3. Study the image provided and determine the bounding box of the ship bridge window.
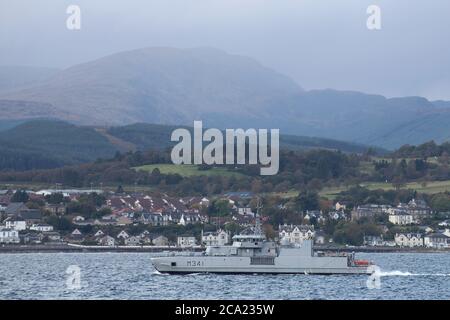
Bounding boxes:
[171,262,176,267]
[250,257,275,265]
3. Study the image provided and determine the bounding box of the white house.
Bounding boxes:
[438,220,450,227]
[0,228,20,243]
[177,236,196,247]
[394,233,423,247]
[237,207,253,216]
[94,230,105,238]
[4,218,26,231]
[279,224,315,245]
[117,230,130,239]
[125,236,141,246]
[335,202,347,211]
[71,229,82,236]
[29,224,54,232]
[388,210,414,225]
[152,235,169,246]
[424,232,450,249]
[202,229,229,246]
[98,235,116,247]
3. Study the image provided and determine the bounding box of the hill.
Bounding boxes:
[0,47,449,149]
[0,120,383,171]
[0,120,117,170]
[0,66,58,94]
[1,48,450,149]
[107,122,384,153]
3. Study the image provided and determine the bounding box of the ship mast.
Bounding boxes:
[254,198,263,236]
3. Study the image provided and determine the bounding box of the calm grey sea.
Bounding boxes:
[0,252,449,300]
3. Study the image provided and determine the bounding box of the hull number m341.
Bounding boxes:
[187,260,204,267]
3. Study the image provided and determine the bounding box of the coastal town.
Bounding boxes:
[1,187,449,251]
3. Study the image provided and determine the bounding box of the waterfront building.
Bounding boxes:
[279,224,315,245]
[0,228,20,244]
[202,229,229,246]
[394,233,423,247]
[177,236,196,247]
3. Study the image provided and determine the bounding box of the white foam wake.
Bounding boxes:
[379,270,450,277]
[151,270,168,276]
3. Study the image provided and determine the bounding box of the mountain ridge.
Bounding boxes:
[0,47,449,149]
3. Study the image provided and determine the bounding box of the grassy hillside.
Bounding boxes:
[0,120,386,171]
[320,180,450,200]
[134,164,244,177]
[107,122,384,154]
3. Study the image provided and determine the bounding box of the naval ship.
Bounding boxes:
[151,212,373,275]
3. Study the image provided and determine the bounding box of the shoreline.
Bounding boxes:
[0,244,448,254]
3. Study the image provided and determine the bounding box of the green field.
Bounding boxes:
[320,180,450,199]
[134,164,244,177]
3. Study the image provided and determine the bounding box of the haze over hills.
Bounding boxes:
[0,66,59,94]
[0,47,449,149]
[0,120,383,171]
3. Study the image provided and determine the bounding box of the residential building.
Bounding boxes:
[21,232,43,244]
[44,203,67,215]
[237,207,253,216]
[329,211,347,221]
[334,202,347,211]
[424,233,450,249]
[177,236,196,247]
[140,212,169,226]
[179,213,202,226]
[388,210,415,225]
[4,217,26,231]
[0,228,20,243]
[351,204,391,221]
[29,224,54,232]
[43,231,61,242]
[117,230,130,239]
[94,230,105,238]
[98,235,116,247]
[279,224,315,245]
[363,235,384,246]
[18,209,42,226]
[314,231,326,245]
[394,233,423,247]
[125,236,141,246]
[152,235,169,246]
[202,229,229,246]
[405,199,432,218]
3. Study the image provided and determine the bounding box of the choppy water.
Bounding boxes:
[0,252,449,300]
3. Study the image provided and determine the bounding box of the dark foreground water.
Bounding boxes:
[0,252,449,300]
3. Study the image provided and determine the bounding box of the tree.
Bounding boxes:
[296,190,319,212]
[430,193,450,213]
[11,190,29,203]
[45,193,66,204]
[392,177,406,191]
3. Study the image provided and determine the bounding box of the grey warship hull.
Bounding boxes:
[151,244,371,275]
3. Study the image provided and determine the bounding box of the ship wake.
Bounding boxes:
[379,270,450,277]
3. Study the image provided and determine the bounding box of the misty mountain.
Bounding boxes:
[0,47,449,149]
[0,66,59,94]
[0,47,301,126]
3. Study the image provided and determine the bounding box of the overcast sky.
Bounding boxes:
[1,0,450,100]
